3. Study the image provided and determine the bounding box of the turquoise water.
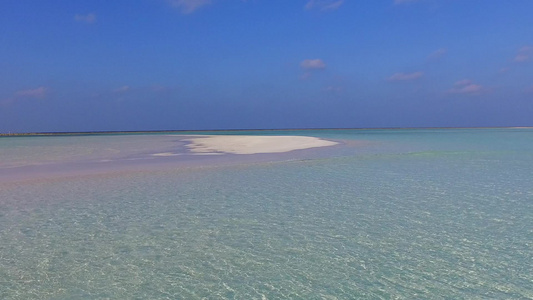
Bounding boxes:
[0,129,532,299]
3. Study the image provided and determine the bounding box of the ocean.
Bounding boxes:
[0,128,532,299]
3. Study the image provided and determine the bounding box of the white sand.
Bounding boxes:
[151,152,181,157]
[184,135,338,154]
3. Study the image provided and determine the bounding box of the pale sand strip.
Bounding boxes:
[151,152,181,157]
[184,135,338,154]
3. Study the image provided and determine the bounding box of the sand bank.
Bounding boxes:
[0,135,340,183]
[183,135,338,154]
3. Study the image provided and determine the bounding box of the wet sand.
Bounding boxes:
[0,134,339,184]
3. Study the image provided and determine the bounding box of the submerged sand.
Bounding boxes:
[183,135,338,154]
[0,134,340,183]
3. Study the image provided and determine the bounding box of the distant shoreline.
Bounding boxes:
[1,126,532,137]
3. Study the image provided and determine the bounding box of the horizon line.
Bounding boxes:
[1,126,532,137]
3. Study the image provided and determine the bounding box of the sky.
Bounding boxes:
[1,0,532,133]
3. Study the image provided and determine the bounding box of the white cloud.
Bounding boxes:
[525,85,533,94]
[514,46,533,62]
[499,67,510,73]
[167,0,212,14]
[305,0,344,11]
[113,86,131,93]
[300,59,326,79]
[2,86,49,105]
[428,48,447,60]
[453,84,483,94]
[388,71,424,81]
[448,79,484,95]
[514,54,529,62]
[453,79,472,87]
[74,13,96,24]
[300,59,326,70]
[15,86,49,98]
[300,72,312,80]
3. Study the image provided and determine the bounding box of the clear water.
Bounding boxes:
[0,129,532,299]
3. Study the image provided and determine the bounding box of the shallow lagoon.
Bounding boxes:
[1,129,532,299]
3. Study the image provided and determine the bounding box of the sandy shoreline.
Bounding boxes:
[0,134,340,184]
[182,135,338,154]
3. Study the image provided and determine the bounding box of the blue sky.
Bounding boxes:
[1,0,532,132]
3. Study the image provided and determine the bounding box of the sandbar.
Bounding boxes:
[183,135,338,154]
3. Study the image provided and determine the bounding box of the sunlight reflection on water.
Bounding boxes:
[0,129,532,299]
